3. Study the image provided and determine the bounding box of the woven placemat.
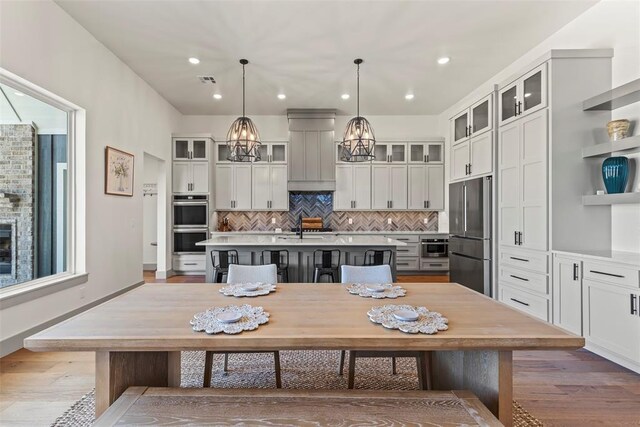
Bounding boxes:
[52,350,544,426]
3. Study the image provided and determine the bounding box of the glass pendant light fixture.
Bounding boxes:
[340,58,375,162]
[226,59,261,162]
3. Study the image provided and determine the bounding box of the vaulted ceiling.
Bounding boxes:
[56,0,598,115]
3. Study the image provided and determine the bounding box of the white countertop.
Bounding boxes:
[209,230,447,236]
[197,234,408,247]
[553,249,640,268]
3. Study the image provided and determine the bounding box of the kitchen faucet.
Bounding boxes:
[297,214,303,239]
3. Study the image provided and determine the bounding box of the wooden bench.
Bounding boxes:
[94,387,502,426]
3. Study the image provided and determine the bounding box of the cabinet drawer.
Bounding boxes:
[500,266,549,295]
[396,244,420,257]
[583,261,640,288]
[500,246,548,274]
[173,256,206,272]
[396,257,420,271]
[387,234,420,244]
[420,259,449,271]
[499,284,550,322]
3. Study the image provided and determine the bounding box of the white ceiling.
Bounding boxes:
[0,83,67,133]
[56,0,598,116]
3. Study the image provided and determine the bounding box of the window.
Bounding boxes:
[0,70,84,293]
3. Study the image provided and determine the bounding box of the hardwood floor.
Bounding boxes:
[1,272,638,426]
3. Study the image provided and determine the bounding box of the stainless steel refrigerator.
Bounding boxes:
[449,176,492,296]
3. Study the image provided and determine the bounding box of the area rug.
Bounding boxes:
[52,350,544,426]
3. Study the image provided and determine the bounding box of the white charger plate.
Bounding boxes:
[216,311,243,323]
[393,309,419,322]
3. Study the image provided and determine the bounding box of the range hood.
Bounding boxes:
[287,109,336,192]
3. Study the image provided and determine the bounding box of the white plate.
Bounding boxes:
[393,309,419,322]
[366,284,386,293]
[241,283,261,292]
[216,311,243,323]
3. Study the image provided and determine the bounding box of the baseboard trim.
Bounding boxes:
[0,280,145,358]
[155,269,175,280]
[143,263,157,271]
[585,341,640,374]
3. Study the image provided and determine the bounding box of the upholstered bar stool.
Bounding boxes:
[261,249,289,283]
[339,264,431,390]
[203,264,282,388]
[210,250,239,283]
[312,249,341,283]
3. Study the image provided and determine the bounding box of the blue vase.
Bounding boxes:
[602,156,629,194]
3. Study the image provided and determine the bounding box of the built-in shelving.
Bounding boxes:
[583,78,640,111]
[582,134,640,158]
[582,192,640,206]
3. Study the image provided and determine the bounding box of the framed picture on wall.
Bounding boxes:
[105,146,134,196]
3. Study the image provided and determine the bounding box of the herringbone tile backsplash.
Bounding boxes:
[214,192,438,232]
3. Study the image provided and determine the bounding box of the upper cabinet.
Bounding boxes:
[498,64,547,126]
[173,137,210,161]
[373,143,406,163]
[256,142,288,164]
[408,142,443,164]
[450,93,495,182]
[451,94,493,146]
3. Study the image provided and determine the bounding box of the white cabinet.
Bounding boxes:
[450,133,493,181]
[215,164,252,210]
[583,278,640,363]
[498,64,547,126]
[553,255,583,335]
[372,165,407,210]
[408,165,444,210]
[173,137,209,161]
[252,164,288,210]
[373,143,406,164]
[257,142,288,164]
[498,109,548,250]
[172,161,208,194]
[334,164,371,210]
[408,142,443,164]
[451,94,493,146]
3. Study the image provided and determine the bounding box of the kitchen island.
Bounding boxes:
[197,234,407,282]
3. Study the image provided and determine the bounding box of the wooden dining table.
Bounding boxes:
[24,282,584,426]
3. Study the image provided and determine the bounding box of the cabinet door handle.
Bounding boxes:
[589,270,624,279]
[510,256,529,262]
[514,231,518,245]
[424,155,427,163]
[430,263,443,267]
[518,232,523,246]
[510,274,529,282]
[423,200,426,209]
[631,294,638,316]
[468,125,472,135]
[573,263,579,281]
[510,297,530,307]
[390,200,393,209]
[468,163,472,174]
[426,200,430,208]
[184,262,197,266]
[426,154,429,162]
[464,126,468,137]
[353,200,356,209]
[518,101,523,115]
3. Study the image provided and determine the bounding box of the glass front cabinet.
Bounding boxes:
[173,137,209,161]
[498,63,547,125]
[450,93,493,146]
[408,142,444,164]
[373,143,406,163]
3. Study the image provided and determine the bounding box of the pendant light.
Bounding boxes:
[226,59,261,162]
[340,58,375,162]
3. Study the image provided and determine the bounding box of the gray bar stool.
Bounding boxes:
[210,250,238,283]
[261,250,290,283]
[312,249,341,283]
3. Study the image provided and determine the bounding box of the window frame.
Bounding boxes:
[0,68,87,305]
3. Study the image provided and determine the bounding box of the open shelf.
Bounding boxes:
[582,134,640,158]
[583,78,640,111]
[583,192,640,206]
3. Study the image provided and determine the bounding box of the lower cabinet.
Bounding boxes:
[499,283,550,321]
[583,278,640,363]
[552,255,583,335]
[173,254,206,274]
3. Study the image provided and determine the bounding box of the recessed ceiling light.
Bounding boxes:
[14,92,24,97]
[405,94,415,100]
[277,93,286,100]
[341,93,350,100]
[437,57,450,65]
[188,57,200,65]
[213,93,222,100]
